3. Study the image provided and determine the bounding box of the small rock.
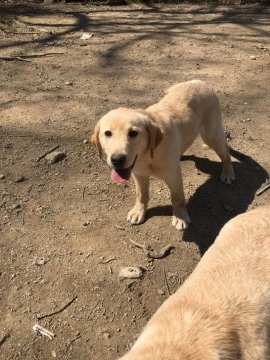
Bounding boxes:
[12,203,21,209]
[0,174,5,180]
[157,288,165,295]
[45,151,66,164]
[15,175,26,183]
[250,55,256,60]
[35,206,44,212]
[103,332,111,339]
[255,44,268,51]
[51,350,56,358]
[119,267,143,279]
[80,33,94,40]
[65,81,73,86]
[83,139,88,144]
[255,44,267,50]
[34,257,50,266]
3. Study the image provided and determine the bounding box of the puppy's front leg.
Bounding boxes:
[127,174,149,225]
[163,167,191,230]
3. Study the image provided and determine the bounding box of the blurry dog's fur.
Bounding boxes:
[119,205,270,360]
[91,80,235,229]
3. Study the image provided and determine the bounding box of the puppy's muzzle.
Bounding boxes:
[110,154,127,169]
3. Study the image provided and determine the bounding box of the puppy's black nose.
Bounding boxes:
[111,154,126,169]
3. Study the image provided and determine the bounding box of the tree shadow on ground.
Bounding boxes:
[0,2,269,53]
[144,148,269,255]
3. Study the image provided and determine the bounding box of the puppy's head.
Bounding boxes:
[91,108,163,183]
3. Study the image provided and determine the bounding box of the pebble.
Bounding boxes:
[80,33,93,40]
[250,55,256,60]
[12,203,21,209]
[45,151,66,164]
[34,257,50,266]
[157,288,165,295]
[0,174,5,180]
[15,175,26,183]
[119,267,143,279]
[103,332,111,339]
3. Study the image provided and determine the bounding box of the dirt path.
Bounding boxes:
[0,2,269,359]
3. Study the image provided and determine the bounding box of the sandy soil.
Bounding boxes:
[0,2,269,359]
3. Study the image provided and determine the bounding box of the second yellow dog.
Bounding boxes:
[119,205,270,359]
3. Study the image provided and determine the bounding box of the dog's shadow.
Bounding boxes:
[145,149,269,255]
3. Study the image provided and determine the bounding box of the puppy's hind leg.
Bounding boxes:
[200,113,235,184]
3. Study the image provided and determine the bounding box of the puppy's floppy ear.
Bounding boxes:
[143,113,163,158]
[91,123,102,158]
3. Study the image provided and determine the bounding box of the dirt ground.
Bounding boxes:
[0,1,269,359]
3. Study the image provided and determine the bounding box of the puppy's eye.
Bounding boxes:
[104,130,112,137]
[128,130,138,138]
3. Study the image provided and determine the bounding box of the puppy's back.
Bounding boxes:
[156,79,220,122]
[163,79,215,103]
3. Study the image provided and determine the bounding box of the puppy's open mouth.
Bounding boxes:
[110,156,137,184]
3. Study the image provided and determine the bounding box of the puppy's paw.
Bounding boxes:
[220,168,235,184]
[127,205,146,225]
[172,211,191,230]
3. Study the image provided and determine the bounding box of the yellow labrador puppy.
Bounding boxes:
[91,80,235,230]
[119,205,270,360]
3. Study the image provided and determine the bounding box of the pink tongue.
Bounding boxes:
[111,168,131,184]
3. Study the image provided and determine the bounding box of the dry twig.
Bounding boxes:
[147,244,174,259]
[12,19,51,34]
[66,334,81,351]
[101,257,116,264]
[0,56,31,62]
[129,239,174,260]
[33,324,55,340]
[129,238,147,250]
[163,269,171,296]
[0,331,11,346]
[36,145,59,162]
[82,187,87,201]
[0,53,64,62]
[256,182,270,196]
[37,295,77,320]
